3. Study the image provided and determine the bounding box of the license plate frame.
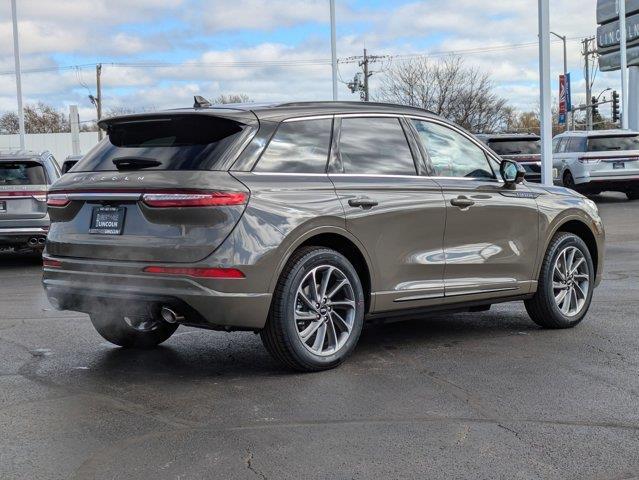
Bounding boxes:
[89,206,126,235]
[612,161,626,170]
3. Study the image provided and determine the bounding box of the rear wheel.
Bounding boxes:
[626,190,639,201]
[525,232,594,329]
[90,311,178,349]
[261,247,365,372]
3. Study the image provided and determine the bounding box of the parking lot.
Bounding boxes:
[0,193,637,479]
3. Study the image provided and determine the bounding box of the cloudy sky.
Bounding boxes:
[0,0,619,123]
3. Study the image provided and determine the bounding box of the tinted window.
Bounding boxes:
[338,117,416,175]
[587,135,639,152]
[0,162,46,185]
[412,120,494,179]
[488,139,540,155]
[255,119,332,173]
[75,115,247,172]
[567,137,585,153]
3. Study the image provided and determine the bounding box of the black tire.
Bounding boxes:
[563,171,576,191]
[626,190,639,201]
[261,247,365,372]
[525,232,595,329]
[90,312,178,349]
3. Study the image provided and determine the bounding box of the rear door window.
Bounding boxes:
[74,115,247,172]
[254,118,333,173]
[338,117,416,175]
[0,162,47,185]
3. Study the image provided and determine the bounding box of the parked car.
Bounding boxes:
[476,133,542,182]
[43,100,605,371]
[553,129,639,199]
[0,150,60,254]
[61,154,83,174]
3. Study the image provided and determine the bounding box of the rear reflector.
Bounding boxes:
[0,190,47,202]
[578,157,601,164]
[142,191,247,208]
[43,259,62,268]
[143,266,245,279]
[47,193,70,207]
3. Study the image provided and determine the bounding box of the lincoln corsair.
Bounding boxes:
[43,100,605,371]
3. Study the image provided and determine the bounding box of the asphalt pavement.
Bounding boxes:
[1,193,638,480]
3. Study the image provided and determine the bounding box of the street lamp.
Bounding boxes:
[551,31,569,131]
[596,87,612,104]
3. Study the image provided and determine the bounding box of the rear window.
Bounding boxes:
[0,162,47,185]
[74,115,247,172]
[587,135,639,152]
[488,139,540,155]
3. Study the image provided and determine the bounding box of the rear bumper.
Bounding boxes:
[574,174,639,192]
[42,260,272,330]
[0,225,49,246]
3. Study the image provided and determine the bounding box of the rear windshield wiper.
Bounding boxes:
[112,157,162,171]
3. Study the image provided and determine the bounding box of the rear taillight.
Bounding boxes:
[141,191,247,208]
[0,190,47,202]
[143,266,245,279]
[43,259,62,268]
[578,157,601,164]
[46,193,70,207]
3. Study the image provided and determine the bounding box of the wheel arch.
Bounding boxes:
[269,227,375,313]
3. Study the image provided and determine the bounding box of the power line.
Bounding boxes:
[0,36,590,77]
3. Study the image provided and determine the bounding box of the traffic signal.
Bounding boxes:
[592,96,599,118]
[612,90,620,123]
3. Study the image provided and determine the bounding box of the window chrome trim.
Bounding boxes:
[282,115,335,122]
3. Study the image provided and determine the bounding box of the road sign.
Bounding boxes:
[597,0,639,72]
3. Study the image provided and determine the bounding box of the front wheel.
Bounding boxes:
[90,311,178,349]
[261,247,365,372]
[525,232,594,329]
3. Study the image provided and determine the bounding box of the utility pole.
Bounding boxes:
[582,37,596,131]
[345,50,387,101]
[95,64,103,140]
[10,0,25,150]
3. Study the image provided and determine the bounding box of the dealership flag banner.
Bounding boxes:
[559,73,571,124]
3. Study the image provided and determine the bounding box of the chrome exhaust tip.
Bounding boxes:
[28,238,38,247]
[160,306,184,324]
[38,237,46,245]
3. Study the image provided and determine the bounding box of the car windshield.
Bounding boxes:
[0,161,46,185]
[74,115,247,172]
[488,139,540,155]
[587,135,639,152]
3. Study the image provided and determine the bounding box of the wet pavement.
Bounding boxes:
[1,193,638,479]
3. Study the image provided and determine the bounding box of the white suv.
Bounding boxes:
[553,130,639,200]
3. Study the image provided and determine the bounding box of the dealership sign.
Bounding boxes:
[597,0,639,71]
[558,73,572,125]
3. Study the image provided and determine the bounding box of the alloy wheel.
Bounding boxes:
[552,246,590,317]
[294,265,356,356]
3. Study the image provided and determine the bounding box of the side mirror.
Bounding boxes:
[500,160,525,187]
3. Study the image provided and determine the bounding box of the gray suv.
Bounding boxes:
[43,101,605,371]
[0,150,60,254]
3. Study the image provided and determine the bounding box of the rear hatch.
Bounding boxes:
[581,134,639,178]
[0,160,48,223]
[46,112,255,263]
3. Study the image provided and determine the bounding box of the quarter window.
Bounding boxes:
[411,120,495,179]
[255,118,333,173]
[338,117,416,175]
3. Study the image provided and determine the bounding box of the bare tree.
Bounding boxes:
[0,103,69,134]
[375,56,509,133]
[213,94,251,104]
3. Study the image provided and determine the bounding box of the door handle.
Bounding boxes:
[348,197,378,209]
[450,196,475,209]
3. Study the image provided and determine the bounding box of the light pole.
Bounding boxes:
[619,0,629,129]
[539,0,553,187]
[10,0,25,150]
[551,31,569,131]
[329,0,338,101]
